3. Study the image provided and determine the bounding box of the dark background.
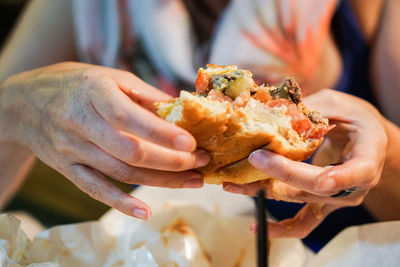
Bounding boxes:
[0,0,26,47]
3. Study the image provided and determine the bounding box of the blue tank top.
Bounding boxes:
[267,0,376,252]
[332,0,377,105]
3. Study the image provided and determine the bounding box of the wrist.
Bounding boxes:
[363,116,400,220]
[381,117,400,172]
[0,76,28,147]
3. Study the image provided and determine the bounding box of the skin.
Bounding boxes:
[0,0,76,207]
[1,0,399,238]
[223,0,400,238]
[0,0,210,219]
[224,89,389,238]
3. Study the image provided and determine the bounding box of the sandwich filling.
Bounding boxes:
[156,64,332,158]
[193,64,331,141]
[155,64,333,183]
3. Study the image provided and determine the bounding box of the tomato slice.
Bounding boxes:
[308,124,335,139]
[287,104,313,135]
[253,90,273,103]
[267,99,314,136]
[195,70,210,95]
[266,98,291,108]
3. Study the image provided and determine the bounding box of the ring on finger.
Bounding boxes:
[330,186,357,198]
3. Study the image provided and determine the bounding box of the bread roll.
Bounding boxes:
[155,65,331,184]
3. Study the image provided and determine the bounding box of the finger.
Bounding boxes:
[77,142,204,188]
[314,123,384,192]
[313,114,385,192]
[267,203,341,239]
[303,89,384,127]
[65,164,151,220]
[223,179,301,202]
[109,69,172,111]
[302,89,363,121]
[224,179,366,205]
[79,110,209,171]
[89,76,196,152]
[248,150,330,195]
[315,157,381,193]
[249,150,380,196]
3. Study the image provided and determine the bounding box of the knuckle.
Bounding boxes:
[64,111,89,131]
[113,195,129,212]
[285,223,310,239]
[53,134,73,155]
[80,67,103,82]
[270,157,295,184]
[351,196,364,206]
[368,178,379,188]
[280,165,296,185]
[113,166,135,183]
[146,126,164,143]
[355,161,377,187]
[125,139,144,164]
[287,191,310,203]
[170,156,188,171]
[111,108,129,125]
[366,173,378,187]
[60,102,91,132]
[285,188,301,200]
[120,70,136,79]
[163,178,180,188]
[80,68,95,79]
[354,198,364,206]
[360,160,375,173]
[84,182,103,201]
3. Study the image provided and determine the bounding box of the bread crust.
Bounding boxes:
[157,96,323,185]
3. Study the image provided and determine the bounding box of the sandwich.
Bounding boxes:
[154,64,332,184]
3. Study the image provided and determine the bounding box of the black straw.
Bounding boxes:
[256,189,268,267]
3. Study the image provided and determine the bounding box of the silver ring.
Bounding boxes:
[330,187,357,198]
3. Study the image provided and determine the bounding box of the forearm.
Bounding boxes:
[0,143,35,209]
[364,0,400,220]
[0,0,76,206]
[0,76,36,208]
[363,118,400,221]
[371,0,400,126]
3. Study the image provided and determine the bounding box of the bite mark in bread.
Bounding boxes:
[155,65,332,185]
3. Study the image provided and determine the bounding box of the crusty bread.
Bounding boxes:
[155,65,330,184]
[155,91,324,184]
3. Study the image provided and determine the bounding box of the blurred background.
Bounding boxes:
[0,0,130,227]
[0,0,25,44]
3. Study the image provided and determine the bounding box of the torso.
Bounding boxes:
[73,0,385,98]
[183,0,384,96]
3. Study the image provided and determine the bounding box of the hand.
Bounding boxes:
[223,89,387,238]
[0,62,209,219]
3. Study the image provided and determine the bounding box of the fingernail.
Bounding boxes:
[249,150,268,169]
[132,208,149,220]
[316,178,336,191]
[183,178,203,188]
[174,135,194,151]
[195,150,210,167]
[223,184,244,194]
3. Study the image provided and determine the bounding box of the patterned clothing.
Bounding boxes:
[73,0,338,96]
[72,0,377,251]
